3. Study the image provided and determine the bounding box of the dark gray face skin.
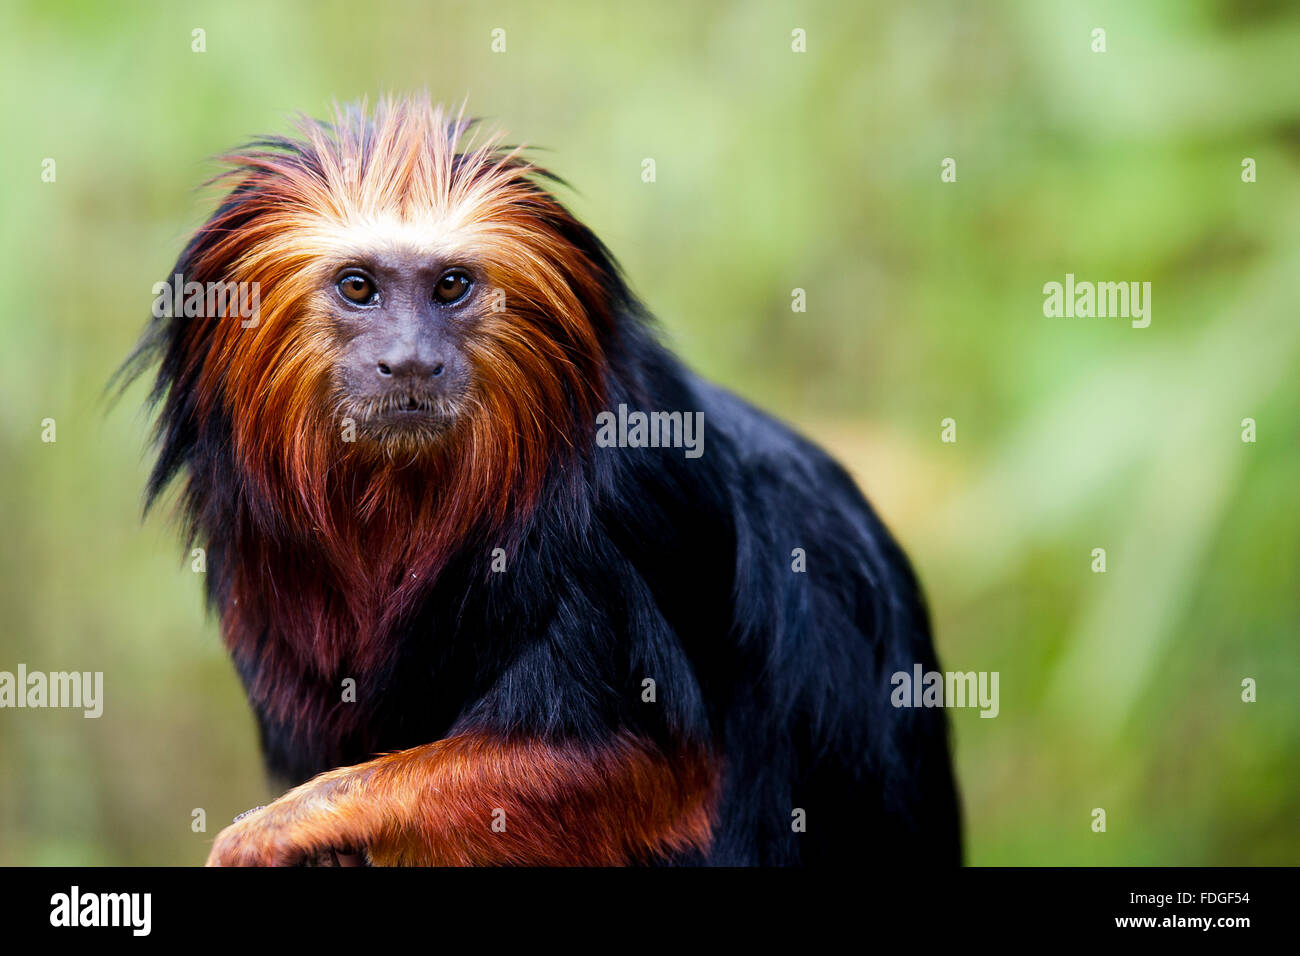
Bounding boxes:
[327,248,479,437]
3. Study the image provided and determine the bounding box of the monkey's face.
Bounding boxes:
[280,192,607,468]
[323,246,478,444]
[161,98,618,530]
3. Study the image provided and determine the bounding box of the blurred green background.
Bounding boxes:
[0,0,1297,865]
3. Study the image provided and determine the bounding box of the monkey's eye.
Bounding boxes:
[434,269,472,304]
[337,272,376,304]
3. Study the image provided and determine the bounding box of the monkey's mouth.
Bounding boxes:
[337,390,464,436]
[393,394,436,414]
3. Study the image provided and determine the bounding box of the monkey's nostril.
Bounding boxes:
[377,362,392,376]
[431,363,444,378]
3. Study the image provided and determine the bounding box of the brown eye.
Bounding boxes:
[434,269,471,304]
[338,273,375,304]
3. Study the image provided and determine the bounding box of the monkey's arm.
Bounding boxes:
[205,730,716,866]
[209,532,719,867]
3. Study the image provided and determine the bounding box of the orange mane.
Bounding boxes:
[135,96,626,729]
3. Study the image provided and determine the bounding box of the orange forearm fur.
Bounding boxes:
[206,731,718,866]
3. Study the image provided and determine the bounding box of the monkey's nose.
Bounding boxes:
[376,358,445,381]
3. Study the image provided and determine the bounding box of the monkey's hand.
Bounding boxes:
[208,770,371,868]
[206,767,373,867]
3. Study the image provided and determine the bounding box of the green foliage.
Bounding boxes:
[0,0,1296,864]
